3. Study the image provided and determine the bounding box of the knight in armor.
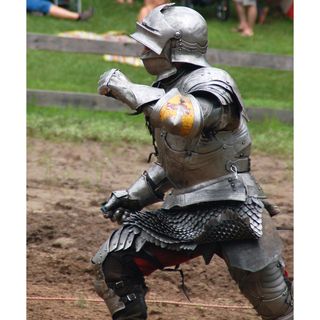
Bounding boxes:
[92,4,293,319]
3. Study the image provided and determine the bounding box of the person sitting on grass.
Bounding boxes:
[27,0,94,21]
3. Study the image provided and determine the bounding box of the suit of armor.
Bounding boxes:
[92,4,293,320]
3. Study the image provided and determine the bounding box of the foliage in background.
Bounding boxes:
[27,50,293,110]
[27,105,293,157]
[27,0,293,55]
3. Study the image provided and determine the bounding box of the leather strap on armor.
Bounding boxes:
[93,264,127,316]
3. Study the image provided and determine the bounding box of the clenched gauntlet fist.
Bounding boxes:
[100,190,141,224]
[98,69,138,110]
[98,68,165,111]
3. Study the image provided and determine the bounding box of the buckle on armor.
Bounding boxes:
[226,158,250,175]
[115,281,125,289]
[230,164,238,179]
[122,293,137,304]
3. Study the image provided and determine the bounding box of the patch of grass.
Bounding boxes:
[27,0,293,55]
[27,105,151,144]
[27,50,293,110]
[217,64,293,110]
[27,105,292,157]
[27,50,154,93]
[248,118,293,157]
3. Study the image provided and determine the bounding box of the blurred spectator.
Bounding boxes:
[257,0,293,24]
[138,0,169,22]
[257,0,270,24]
[233,0,257,37]
[27,0,93,21]
[280,0,293,20]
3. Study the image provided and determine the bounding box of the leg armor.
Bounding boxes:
[96,251,148,320]
[228,260,293,320]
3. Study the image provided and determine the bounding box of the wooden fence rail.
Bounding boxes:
[27,33,293,71]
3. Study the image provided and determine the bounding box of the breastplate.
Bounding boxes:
[155,117,251,189]
[153,67,264,208]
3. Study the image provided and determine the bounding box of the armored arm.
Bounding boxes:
[101,162,172,223]
[164,66,246,135]
[142,86,240,138]
[98,69,165,110]
[140,68,246,137]
[126,162,172,207]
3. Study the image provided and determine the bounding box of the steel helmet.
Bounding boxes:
[130,3,210,68]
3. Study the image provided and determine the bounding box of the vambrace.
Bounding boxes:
[98,69,165,110]
[127,162,172,208]
[146,88,203,137]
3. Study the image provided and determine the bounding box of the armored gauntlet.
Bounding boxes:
[98,69,165,110]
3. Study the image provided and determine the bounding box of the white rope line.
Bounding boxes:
[27,296,253,310]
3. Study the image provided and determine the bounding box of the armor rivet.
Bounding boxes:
[228,178,232,182]
[240,153,244,157]
[231,183,235,187]
[242,141,245,145]
[223,145,226,149]
[175,31,182,39]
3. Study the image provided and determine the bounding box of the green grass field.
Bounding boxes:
[27,105,293,157]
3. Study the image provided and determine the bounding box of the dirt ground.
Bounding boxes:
[27,137,293,320]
